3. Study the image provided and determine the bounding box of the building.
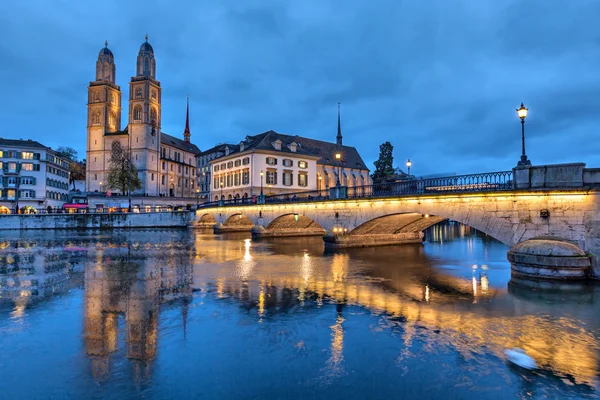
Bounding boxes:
[86,38,200,198]
[0,138,71,213]
[197,143,236,201]
[208,108,370,201]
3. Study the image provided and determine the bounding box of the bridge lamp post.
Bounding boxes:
[220,180,224,200]
[335,152,342,186]
[406,159,412,176]
[260,170,264,196]
[516,103,531,166]
[318,174,322,194]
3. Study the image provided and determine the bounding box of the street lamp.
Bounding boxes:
[516,103,531,166]
[406,159,412,176]
[196,189,200,208]
[318,174,322,194]
[335,152,342,186]
[260,170,264,196]
[99,181,103,193]
[220,180,224,200]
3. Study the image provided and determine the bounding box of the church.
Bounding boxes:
[86,37,200,198]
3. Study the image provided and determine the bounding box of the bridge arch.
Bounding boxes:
[349,213,447,236]
[266,213,325,230]
[224,213,254,228]
[199,213,217,225]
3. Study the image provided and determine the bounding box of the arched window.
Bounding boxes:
[162,175,165,185]
[111,141,122,158]
[144,58,150,73]
[136,87,142,98]
[109,112,116,127]
[93,112,101,124]
[151,90,157,100]
[94,92,100,101]
[134,106,142,121]
[150,108,157,123]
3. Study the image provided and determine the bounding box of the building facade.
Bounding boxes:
[0,138,70,213]
[208,127,370,201]
[197,144,235,201]
[86,38,200,198]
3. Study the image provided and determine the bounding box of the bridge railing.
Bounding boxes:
[197,170,513,208]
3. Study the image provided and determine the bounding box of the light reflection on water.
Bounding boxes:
[0,224,599,399]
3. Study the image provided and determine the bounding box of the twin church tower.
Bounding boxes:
[86,37,199,196]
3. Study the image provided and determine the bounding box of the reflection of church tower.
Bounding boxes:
[128,35,162,195]
[86,42,122,192]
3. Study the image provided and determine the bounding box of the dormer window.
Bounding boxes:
[271,140,282,151]
[239,141,245,152]
[288,142,298,152]
[225,146,230,156]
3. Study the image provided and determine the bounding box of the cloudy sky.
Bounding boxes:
[1,0,599,175]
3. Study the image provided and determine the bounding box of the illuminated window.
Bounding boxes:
[21,163,33,171]
[298,173,308,187]
[298,161,308,169]
[21,152,33,160]
[93,112,101,124]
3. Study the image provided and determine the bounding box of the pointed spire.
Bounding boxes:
[105,40,108,47]
[145,34,149,42]
[336,102,343,146]
[183,96,191,142]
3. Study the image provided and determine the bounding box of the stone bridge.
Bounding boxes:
[194,164,600,277]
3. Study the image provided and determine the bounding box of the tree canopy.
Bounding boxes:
[55,146,78,161]
[371,141,395,183]
[106,142,141,195]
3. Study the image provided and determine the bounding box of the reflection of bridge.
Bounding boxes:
[193,242,600,388]
[196,163,600,277]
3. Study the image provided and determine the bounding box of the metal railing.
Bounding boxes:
[198,170,514,208]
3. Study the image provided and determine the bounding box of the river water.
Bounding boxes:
[1,223,599,399]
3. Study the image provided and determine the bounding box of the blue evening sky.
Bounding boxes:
[1,0,599,175]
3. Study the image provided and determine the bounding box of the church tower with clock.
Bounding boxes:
[86,42,123,193]
[85,37,201,200]
[127,35,162,196]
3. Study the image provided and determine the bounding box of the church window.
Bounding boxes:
[151,173,154,181]
[144,58,150,73]
[150,108,157,123]
[136,88,142,98]
[94,157,96,162]
[95,140,97,145]
[94,174,97,180]
[94,92,100,101]
[135,154,138,160]
[93,112,101,125]
[111,93,116,104]
[136,137,139,143]
[151,90,157,100]
[134,106,142,121]
[109,112,116,127]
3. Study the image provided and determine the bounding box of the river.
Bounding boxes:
[1,223,599,399]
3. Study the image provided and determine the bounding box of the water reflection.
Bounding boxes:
[0,226,599,398]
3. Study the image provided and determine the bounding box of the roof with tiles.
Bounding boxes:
[0,138,50,150]
[160,132,201,155]
[222,130,369,170]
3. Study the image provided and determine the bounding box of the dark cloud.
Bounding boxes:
[1,0,599,175]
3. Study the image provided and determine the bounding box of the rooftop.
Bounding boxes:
[0,138,51,150]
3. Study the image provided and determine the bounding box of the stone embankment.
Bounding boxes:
[0,212,191,230]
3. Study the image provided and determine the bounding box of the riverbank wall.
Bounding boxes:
[0,212,192,230]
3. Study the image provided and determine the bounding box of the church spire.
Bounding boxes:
[183,96,191,142]
[336,102,343,146]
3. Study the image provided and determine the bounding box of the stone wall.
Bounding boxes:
[0,212,191,230]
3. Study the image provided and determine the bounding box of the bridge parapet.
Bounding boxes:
[514,163,600,189]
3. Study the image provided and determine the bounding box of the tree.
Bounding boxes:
[69,161,86,190]
[55,146,78,161]
[106,142,141,195]
[372,141,395,183]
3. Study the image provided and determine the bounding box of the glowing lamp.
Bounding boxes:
[516,103,528,120]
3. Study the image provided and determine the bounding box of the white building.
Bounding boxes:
[209,129,371,201]
[0,138,70,213]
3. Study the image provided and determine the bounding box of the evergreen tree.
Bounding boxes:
[372,141,395,183]
[107,142,141,195]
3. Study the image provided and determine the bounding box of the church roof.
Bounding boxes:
[161,132,201,155]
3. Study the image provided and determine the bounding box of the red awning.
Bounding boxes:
[63,204,88,209]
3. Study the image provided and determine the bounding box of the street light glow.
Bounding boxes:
[517,103,528,120]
